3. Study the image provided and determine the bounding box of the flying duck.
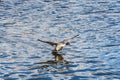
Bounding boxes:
[37,34,79,51]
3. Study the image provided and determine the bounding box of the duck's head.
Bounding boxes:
[66,42,70,45]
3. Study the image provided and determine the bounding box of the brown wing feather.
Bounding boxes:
[37,39,58,46]
[61,34,79,43]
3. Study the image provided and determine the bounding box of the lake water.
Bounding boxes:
[0,0,120,80]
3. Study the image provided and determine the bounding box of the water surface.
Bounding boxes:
[0,0,120,80]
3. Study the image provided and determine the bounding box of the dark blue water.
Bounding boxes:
[0,0,120,80]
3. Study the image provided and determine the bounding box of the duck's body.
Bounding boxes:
[37,34,79,51]
[55,43,65,51]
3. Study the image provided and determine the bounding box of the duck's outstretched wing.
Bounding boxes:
[37,39,58,46]
[61,34,79,43]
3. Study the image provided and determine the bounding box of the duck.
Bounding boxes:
[37,34,79,51]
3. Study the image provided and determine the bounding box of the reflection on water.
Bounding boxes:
[0,0,120,80]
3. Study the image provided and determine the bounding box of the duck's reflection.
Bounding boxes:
[51,50,64,61]
[33,51,70,73]
[39,50,69,65]
[29,51,73,74]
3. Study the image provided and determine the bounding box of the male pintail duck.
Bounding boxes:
[37,34,79,51]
